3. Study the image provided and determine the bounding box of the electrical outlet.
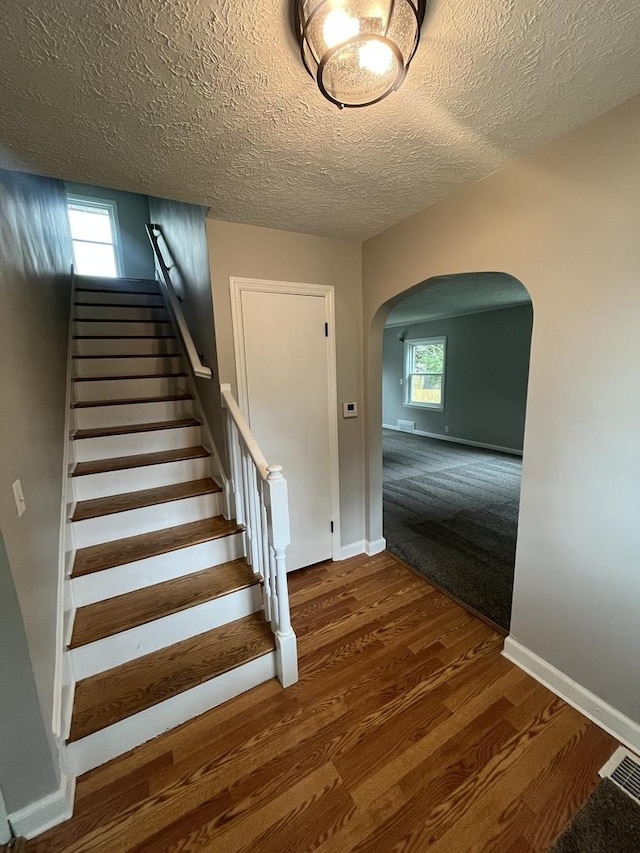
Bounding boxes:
[12,479,26,517]
[444,425,450,434]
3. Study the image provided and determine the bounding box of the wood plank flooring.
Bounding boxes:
[30,552,616,852]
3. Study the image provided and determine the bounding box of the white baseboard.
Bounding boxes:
[337,538,388,560]
[338,541,365,560]
[365,538,386,556]
[9,771,75,840]
[503,637,640,753]
[382,424,522,456]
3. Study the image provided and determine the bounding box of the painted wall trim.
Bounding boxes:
[503,637,640,753]
[53,267,76,738]
[365,538,386,556]
[337,541,365,560]
[8,770,74,840]
[338,538,388,559]
[382,423,523,456]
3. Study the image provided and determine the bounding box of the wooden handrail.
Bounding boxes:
[145,224,213,380]
[220,384,269,480]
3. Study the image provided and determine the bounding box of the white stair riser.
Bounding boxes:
[72,532,244,605]
[75,290,164,307]
[72,491,222,548]
[74,304,169,321]
[73,376,187,402]
[73,356,184,377]
[73,399,194,429]
[70,585,262,680]
[74,320,173,337]
[73,425,202,462]
[75,278,160,294]
[66,653,276,776]
[74,338,178,356]
[73,457,210,500]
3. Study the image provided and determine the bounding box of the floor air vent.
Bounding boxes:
[397,420,415,433]
[600,747,640,805]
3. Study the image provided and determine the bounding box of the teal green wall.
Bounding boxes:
[383,304,533,451]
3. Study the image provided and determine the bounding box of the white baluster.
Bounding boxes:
[228,419,245,526]
[241,449,254,567]
[266,465,298,687]
[247,463,262,577]
[258,478,272,622]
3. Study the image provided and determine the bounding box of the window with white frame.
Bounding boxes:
[67,196,121,277]
[404,336,447,410]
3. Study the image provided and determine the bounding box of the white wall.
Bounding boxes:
[206,220,365,550]
[362,95,640,731]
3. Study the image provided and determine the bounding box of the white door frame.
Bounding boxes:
[229,276,341,561]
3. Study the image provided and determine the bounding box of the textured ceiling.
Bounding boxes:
[385,272,531,325]
[1,0,640,240]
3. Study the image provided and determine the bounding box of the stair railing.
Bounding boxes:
[220,383,298,687]
[145,223,213,380]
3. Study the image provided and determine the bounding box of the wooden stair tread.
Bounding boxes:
[72,418,201,440]
[75,287,160,296]
[72,478,221,521]
[72,516,242,576]
[72,393,193,408]
[74,317,171,324]
[69,614,274,742]
[72,354,182,359]
[71,445,209,477]
[73,335,177,340]
[72,372,187,382]
[74,302,164,308]
[70,559,257,648]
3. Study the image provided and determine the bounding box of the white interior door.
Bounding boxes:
[234,284,336,571]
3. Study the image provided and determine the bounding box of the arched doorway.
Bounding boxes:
[377,272,533,631]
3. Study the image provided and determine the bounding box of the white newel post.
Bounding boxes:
[266,465,298,687]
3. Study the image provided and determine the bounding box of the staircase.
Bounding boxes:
[64,274,286,777]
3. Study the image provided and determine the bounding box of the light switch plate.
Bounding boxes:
[343,401,358,418]
[12,479,26,517]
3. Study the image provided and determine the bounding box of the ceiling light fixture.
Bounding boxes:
[293,0,426,109]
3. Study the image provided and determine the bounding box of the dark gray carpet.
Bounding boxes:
[383,430,522,630]
[550,778,640,852]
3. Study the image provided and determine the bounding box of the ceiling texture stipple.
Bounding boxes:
[1,0,640,240]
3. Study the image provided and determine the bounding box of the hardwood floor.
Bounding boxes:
[29,552,615,852]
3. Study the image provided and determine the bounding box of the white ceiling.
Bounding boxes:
[385,272,531,325]
[1,0,640,240]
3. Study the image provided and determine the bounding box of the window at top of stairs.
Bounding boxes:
[67,195,121,277]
